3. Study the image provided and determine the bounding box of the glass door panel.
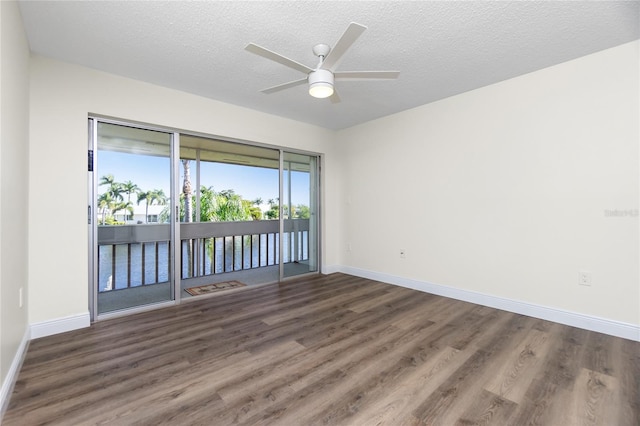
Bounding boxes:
[94,122,174,315]
[178,135,281,293]
[282,152,319,278]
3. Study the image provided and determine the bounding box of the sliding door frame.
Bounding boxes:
[88,118,97,320]
[279,150,321,281]
[89,116,180,321]
[171,132,182,306]
[88,115,322,321]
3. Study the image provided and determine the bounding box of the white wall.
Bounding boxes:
[337,41,639,328]
[0,0,30,410]
[28,56,340,324]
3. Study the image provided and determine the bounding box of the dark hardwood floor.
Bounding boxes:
[4,273,639,425]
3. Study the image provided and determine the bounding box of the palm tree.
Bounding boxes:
[99,174,123,199]
[182,160,193,223]
[199,185,216,222]
[98,175,124,224]
[214,189,251,222]
[112,201,134,222]
[97,192,115,225]
[249,198,263,220]
[121,180,140,203]
[99,174,116,187]
[137,189,167,223]
[197,187,252,222]
[181,160,194,273]
[265,198,280,219]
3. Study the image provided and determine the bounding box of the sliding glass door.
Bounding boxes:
[282,152,319,278]
[90,120,176,316]
[89,118,320,319]
[178,135,282,291]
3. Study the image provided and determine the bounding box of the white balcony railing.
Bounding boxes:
[97,219,309,292]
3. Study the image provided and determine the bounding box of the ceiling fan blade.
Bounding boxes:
[245,43,313,74]
[329,90,341,104]
[321,22,367,71]
[261,78,307,94]
[335,71,400,80]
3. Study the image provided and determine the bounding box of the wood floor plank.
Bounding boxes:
[568,368,619,426]
[510,325,591,425]
[281,322,443,425]
[615,338,640,426]
[411,348,496,424]
[3,273,638,426]
[345,345,473,425]
[483,328,553,404]
[345,286,415,313]
[454,389,518,426]
[218,303,440,412]
[314,312,522,425]
[98,340,306,426]
[436,316,542,425]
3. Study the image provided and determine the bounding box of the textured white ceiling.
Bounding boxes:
[18,1,639,130]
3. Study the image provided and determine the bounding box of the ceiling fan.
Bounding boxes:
[245,22,400,103]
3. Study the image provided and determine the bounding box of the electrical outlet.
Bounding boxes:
[400,249,406,259]
[578,271,592,286]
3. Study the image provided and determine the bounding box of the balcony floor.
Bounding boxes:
[97,262,313,315]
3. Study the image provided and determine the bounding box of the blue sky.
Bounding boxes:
[97,150,310,207]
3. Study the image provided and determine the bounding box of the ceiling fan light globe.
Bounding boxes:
[309,82,334,98]
[308,69,334,99]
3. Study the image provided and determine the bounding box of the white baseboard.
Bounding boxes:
[339,266,640,342]
[30,312,90,339]
[0,327,30,419]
